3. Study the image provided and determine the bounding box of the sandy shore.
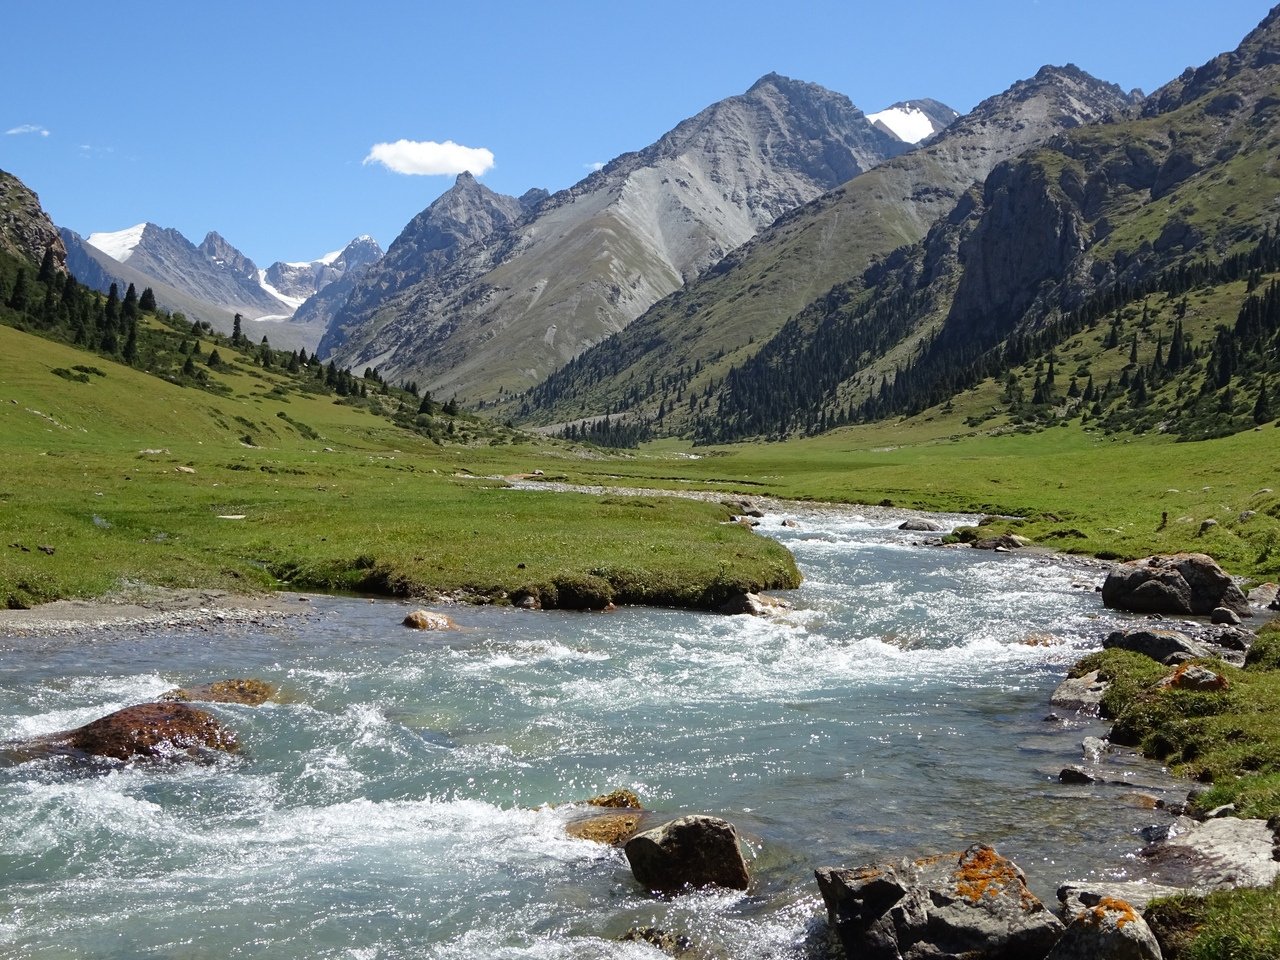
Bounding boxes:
[0,585,315,636]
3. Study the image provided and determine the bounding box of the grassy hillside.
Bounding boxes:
[0,318,799,610]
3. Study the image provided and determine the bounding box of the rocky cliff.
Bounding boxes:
[0,169,66,271]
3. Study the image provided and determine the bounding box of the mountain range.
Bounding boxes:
[320,73,934,400]
[61,222,381,351]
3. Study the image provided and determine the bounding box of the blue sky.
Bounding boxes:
[3,1,1274,265]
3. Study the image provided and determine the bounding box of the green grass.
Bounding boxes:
[1146,881,1280,960]
[0,324,798,610]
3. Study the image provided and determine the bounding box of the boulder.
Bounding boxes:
[1103,628,1215,664]
[1247,582,1278,607]
[816,844,1064,960]
[21,702,237,762]
[1051,670,1108,714]
[624,815,750,893]
[1214,626,1255,652]
[586,789,641,808]
[1157,663,1228,692]
[899,518,945,532]
[1209,606,1241,626]
[1046,896,1162,960]
[402,609,456,630]
[972,534,1033,550]
[1060,766,1098,784]
[718,592,791,616]
[619,928,694,957]
[161,678,276,705]
[1142,816,1280,890]
[1101,553,1248,615]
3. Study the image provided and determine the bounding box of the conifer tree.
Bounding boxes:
[7,269,28,311]
[1255,381,1272,424]
[138,287,157,312]
[232,313,244,346]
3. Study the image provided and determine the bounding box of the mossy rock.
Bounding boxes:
[161,678,276,705]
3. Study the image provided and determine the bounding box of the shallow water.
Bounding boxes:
[0,504,1179,958]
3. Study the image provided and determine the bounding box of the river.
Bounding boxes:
[0,501,1179,958]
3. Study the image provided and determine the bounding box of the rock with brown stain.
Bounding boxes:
[19,702,237,763]
[1046,895,1161,960]
[403,610,456,630]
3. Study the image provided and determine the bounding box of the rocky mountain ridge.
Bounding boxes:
[322,74,928,400]
[514,64,1140,430]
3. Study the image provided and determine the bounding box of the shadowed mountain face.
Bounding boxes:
[516,65,1140,431]
[695,5,1280,442]
[320,74,920,400]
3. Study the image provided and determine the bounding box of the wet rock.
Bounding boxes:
[1060,766,1098,785]
[161,678,276,705]
[718,592,791,616]
[619,927,694,957]
[1247,582,1278,607]
[19,702,237,762]
[898,518,944,532]
[586,789,641,808]
[816,844,1064,960]
[1103,628,1214,664]
[1209,606,1241,626]
[402,609,457,630]
[624,815,750,893]
[972,533,1033,550]
[1057,880,1186,915]
[1215,626,1255,652]
[1142,816,1280,890]
[1101,553,1249,616]
[1046,895,1162,960]
[1051,670,1108,714]
[1082,736,1110,761]
[567,811,645,846]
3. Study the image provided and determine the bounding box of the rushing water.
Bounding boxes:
[0,502,1180,959]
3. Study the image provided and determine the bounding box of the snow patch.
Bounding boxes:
[256,269,306,311]
[86,223,148,263]
[867,105,936,144]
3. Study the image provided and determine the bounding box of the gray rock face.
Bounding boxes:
[1103,628,1215,664]
[1046,896,1162,960]
[1101,554,1249,616]
[1142,816,1280,890]
[816,844,1064,960]
[0,168,66,270]
[274,236,384,341]
[623,815,750,893]
[1051,670,1109,713]
[1057,880,1185,915]
[324,74,913,399]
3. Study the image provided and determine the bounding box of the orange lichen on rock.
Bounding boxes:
[586,789,641,809]
[951,846,1038,909]
[1088,896,1139,929]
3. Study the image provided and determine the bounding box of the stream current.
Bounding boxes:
[0,501,1179,958]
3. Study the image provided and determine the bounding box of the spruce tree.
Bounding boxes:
[7,269,28,311]
[232,313,244,346]
[138,287,157,312]
[1255,381,1272,424]
[36,248,57,283]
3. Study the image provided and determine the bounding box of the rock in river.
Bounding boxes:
[1101,553,1249,615]
[161,678,276,705]
[1045,895,1161,960]
[16,702,238,763]
[816,844,1063,960]
[1103,628,1214,664]
[624,815,750,893]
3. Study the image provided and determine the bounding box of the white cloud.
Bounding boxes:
[584,161,605,172]
[363,139,495,176]
[6,124,49,137]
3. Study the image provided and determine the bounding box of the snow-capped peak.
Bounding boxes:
[866,104,937,144]
[86,223,148,263]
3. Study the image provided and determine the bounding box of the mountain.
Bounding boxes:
[0,169,65,270]
[867,99,959,143]
[262,235,383,307]
[515,65,1138,431]
[322,74,920,400]
[85,223,290,320]
[700,4,1280,444]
